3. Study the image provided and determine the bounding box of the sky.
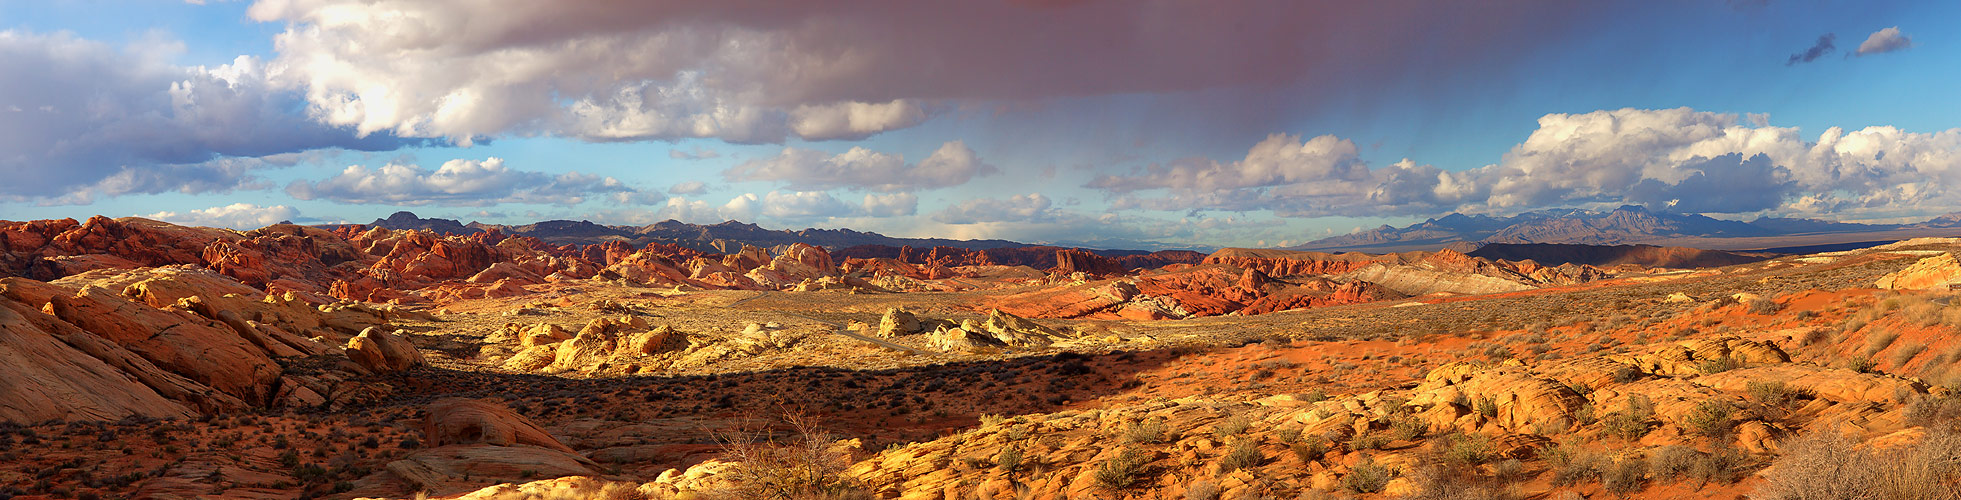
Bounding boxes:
[0,0,1955,249]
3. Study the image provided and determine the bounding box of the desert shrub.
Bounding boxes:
[1601,396,1656,441]
[1440,433,1492,466]
[1298,390,1330,404]
[1648,445,1697,481]
[713,414,865,499]
[1092,448,1150,490]
[1905,394,1961,432]
[1748,381,1805,408]
[1212,415,1252,438]
[1391,415,1428,441]
[1682,400,1737,438]
[1690,444,1746,486]
[1275,427,1303,443]
[1894,343,1930,367]
[1184,480,1221,500]
[1343,459,1393,494]
[1292,440,1328,463]
[1347,430,1389,451]
[1864,328,1902,357]
[1696,356,1743,374]
[1125,417,1172,444]
[1473,396,1499,419]
[994,446,1024,474]
[1747,298,1784,315]
[1403,463,1512,500]
[1799,328,1831,346]
[1753,430,1961,500]
[1602,458,1648,494]
[1545,441,1603,487]
[1846,357,1878,373]
[1904,300,1945,327]
[1216,439,1263,475]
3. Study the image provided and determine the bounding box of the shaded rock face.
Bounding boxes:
[423,398,574,452]
[391,398,602,496]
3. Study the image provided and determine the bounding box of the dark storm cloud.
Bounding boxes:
[1786,33,1836,65]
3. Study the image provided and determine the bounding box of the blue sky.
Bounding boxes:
[1,0,1955,249]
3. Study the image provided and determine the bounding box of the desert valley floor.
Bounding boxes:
[6,217,1961,499]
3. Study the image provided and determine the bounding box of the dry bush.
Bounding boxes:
[1863,327,1902,357]
[1216,439,1263,475]
[1894,343,1929,367]
[476,481,649,500]
[1093,448,1150,490]
[1402,462,1515,500]
[1125,417,1172,444]
[1212,415,1252,438]
[1905,394,1961,432]
[1601,396,1656,441]
[1545,441,1604,486]
[710,414,867,500]
[1601,457,1647,494]
[1754,430,1961,500]
[1681,400,1737,438]
[1343,459,1394,494]
[1647,445,1697,481]
[1181,480,1221,500]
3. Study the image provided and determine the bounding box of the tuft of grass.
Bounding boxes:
[1473,396,1499,419]
[1682,400,1737,438]
[1864,328,1902,357]
[1602,395,1656,441]
[1212,415,1252,438]
[1291,440,1328,463]
[1343,459,1394,494]
[1440,432,1493,466]
[1602,457,1648,494]
[1347,430,1389,451]
[1648,445,1697,481]
[1275,427,1303,443]
[995,445,1024,474]
[1124,417,1173,444]
[1847,357,1879,373]
[1093,448,1150,491]
[1390,415,1428,441]
[1696,356,1743,374]
[1215,439,1263,475]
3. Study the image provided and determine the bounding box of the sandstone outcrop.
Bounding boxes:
[877,307,921,337]
[387,441,603,496]
[1876,253,1961,290]
[347,327,427,374]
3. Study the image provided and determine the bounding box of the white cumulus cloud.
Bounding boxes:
[285,157,657,206]
[1856,27,1912,55]
[724,141,997,192]
[144,203,300,229]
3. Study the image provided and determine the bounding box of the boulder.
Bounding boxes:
[877,307,921,337]
[346,327,426,373]
[927,325,1006,352]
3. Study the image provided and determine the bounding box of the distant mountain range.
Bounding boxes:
[1294,206,1961,253]
[338,212,1077,254]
